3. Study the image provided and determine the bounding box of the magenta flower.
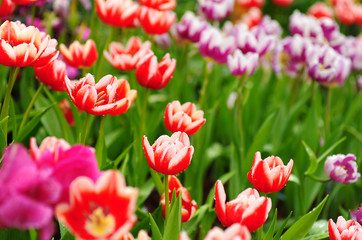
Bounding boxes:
[228,50,259,76]
[352,203,362,225]
[198,0,235,21]
[289,10,323,43]
[324,154,361,184]
[0,144,62,239]
[176,11,210,43]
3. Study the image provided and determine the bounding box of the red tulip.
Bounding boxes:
[10,0,38,4]
[30,136,71,161]
[60,39,98,69]
[139,0,176,11]
[237,0,264,9]
[160,176,197,222]
[308,2,333,19]
[138,7,176,35]
[58,99,75,126]
[34,59,67,92]
[0,0,15,17]
[164,101,206,136]
[272,0,294,7]
[214,180,271,232]
[334,0,355,24]
[96,0,140,28]
[143,131,194,175]
[0,21,58,68]
[104,37,151,71]
[204,224,251,240]
[136,51,176,90]
[247,152,293,194]
[56,170,138,240]
[328,216,362,240]
[65,73,137,116]
[242,7,263,29]
[118,230,150,240]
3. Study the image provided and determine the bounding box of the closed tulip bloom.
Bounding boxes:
[58,99,75,126]
[56,170,138,240]
[176,11,210,43]
[164,101,206,136]
[161,176,197,222]
[215,181,271,231]
[104,37,151,71]
[238,0,264,9]
[96,0,140,28]
[204,224,251,240]
[139,0,176,11]
[11,0,38,4]
[324,154,361,184]
[228,50,259,76]
[308,2,333,19]
[65,74,137,116]
[242,7,263,29]
[247,152,293,193]
[272,0,294,7]
[0,21,59,68]
[60,39,98,69]
[335,0,355,25]
[34,59,67,92]
[0,0,15,17]
[135,51,176,90]
[328,216,362,240]
[138,7,176,35]
[143,131,194,175]
[30,136,71,161]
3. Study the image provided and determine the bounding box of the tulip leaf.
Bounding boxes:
[163,193,182,240]
[0,126,6,155]
[303,141,318,175]
[0,229,30,240]
[15,104,55,142]
[264,209,278,240]
[316,137,346,163]
[149,214,163,240]
[183,205,209,234]
[281,195,328,240]
[273,211,293,240]
[59,222,75,240]
[137,178,154,207]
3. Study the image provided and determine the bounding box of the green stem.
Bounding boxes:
[31,3,37,25]
[80,113,90,144]
[0,67,20,145]
[164,174,170,222]
[97,115,107,169]
[199,61,211,109]
[18,84,43,135]
[308,174,331,183]
[96,26,115,80]
[236,75,248,158]
[325,87,332,137]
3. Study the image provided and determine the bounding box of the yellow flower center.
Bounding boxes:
[85,207,116,238]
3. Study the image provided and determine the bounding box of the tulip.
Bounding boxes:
[65,74,137,116]
[34,59,67,92]
[334,0,355,25]
[324,154,361,184]
[214,181,272,231]
[199,27,235,64]
[164,101,206,136]
[308,2,333,19]
[160,176,197,222]
[237,0,264,9]
[10,0,38,4]
[118,230,150,240]
[58,99,75,126]
[138,7,176,35]
[56,170,138,240]
[176,11,210,43]
[138,0,176,11]
[0,21,58,68]
[328,216,362,240]
[0,144,62,239]
[30,136,71,161]
[242,7,263,29]
[204,224,251,240]
[272,0,294,7]
[352,203,362,225]
[228,50,259,76]
[0,0,15,17]
[198,0,235,21]
[104,37,151,71]
[135,51,176,90]
[247,152,293,194]
[143,132,194,175]
[252,16,282,39]
[59,39,98,69]
[289,10,324,43]
[96,0,140,28]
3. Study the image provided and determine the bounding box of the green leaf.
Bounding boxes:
[149,214,162,240]
[303,141,318,175]
[0,229,30,240]
[137,178,154,207]
[316,137,346,163]
[59,222,75,240]
[281,195,328,240]
[264,209,278,240]
[273,211,293,240]
[0,126,6,155]
[163,195,182,240]
[15,104,55,142]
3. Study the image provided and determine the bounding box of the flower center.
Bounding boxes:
[85,207,116,238]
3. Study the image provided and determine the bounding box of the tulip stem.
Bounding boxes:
[256,226,263,240]
[31,3,37,25]
[0,67,20,145]
[164,174,169,222]
[199,60,212,109]
[325,87,332,137]
[95,26,115,80]
[18,83,44,137]
[236,75,247,157]
[81,113,90,144]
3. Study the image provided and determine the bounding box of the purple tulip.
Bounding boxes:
[176,11,210,43]
[352,203,362,225]
[228,49,258,76]
[307,44,351,87]
[199,27,235,64]
[198,0,235,21]
[324,154,361,184]
[289,10,324,43]
[0,144,62,239]
[339,37,362,72]
[252,16,283,39]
